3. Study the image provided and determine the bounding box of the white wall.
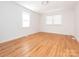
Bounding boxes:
[75,2,79,40]
[0,1,78,43]
[0,2,40,43]
[40,9,75,35]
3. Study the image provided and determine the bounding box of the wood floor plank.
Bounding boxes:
[0,32,79,57]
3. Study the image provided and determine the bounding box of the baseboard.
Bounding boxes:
[74,35,79,42]
[0,34,27,43]
[0,32,39,43]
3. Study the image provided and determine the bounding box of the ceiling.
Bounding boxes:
[16,1,78,14]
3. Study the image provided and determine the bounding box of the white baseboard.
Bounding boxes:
[0,34,27,43]
[0,32,38,43]
[74,35,79,42]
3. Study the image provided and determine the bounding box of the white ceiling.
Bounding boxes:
[16,1,78,14]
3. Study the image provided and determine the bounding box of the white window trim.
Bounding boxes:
[45,15,62,25]
[22,11,30,28]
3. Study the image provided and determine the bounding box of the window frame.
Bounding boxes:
[45,15,62,25]
[22,11,30,28]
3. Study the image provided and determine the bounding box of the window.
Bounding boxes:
[46,15,62,25]
[22,11,30,27]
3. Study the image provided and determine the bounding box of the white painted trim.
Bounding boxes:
[0,32,38,43]
[74,35,79,42]
[0,34,27,43]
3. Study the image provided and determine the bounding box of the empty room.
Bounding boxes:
[0,1,79,57]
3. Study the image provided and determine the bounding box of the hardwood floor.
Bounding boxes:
[0,32,79,57]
